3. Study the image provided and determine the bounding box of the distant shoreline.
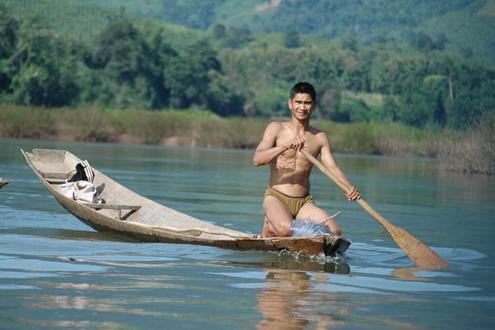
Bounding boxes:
[1,105,493,175]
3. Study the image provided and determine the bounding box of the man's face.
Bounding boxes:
[288,93,315,120]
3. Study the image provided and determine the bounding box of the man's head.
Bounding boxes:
[290,82,316,102]
[288,82,316,121]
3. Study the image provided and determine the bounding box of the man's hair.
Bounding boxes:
[290,82,316,102]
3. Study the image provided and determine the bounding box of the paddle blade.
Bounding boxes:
[388,224,448,269]
[357,199,449,269]
[299,149,448,269]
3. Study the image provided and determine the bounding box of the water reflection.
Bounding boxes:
[436,169,495,204]
[16,318,124,330]
[3,227,139,243]
[28,292,181,316]
[210,256,352,329]
[211,252,480,328]
[258,270,310,329]
[210,253,351,274]
[392,267,430,281]
[257,269,348,329]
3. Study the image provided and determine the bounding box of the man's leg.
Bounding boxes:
[296,202,342,236]
[262,195,293,237]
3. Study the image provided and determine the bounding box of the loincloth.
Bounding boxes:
[264,187,313,218]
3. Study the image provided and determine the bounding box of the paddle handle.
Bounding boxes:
[300,150,351,194]
[300,149,394,229]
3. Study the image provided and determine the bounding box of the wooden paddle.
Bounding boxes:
[299,149,448,269]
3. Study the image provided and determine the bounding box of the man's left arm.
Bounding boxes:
[318,133,361,201]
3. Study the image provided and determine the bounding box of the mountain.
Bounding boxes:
[4,0,494,60]
[88,0,495,60]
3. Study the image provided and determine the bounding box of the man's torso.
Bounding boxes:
[269,122,323,197]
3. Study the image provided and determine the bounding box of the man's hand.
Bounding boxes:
[285,136,306,150]
[346,186,361,201]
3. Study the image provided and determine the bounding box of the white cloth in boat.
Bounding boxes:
[57,181,102,204]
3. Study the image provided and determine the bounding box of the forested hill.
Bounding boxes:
[26,0,494,61]
[1,0,494,131]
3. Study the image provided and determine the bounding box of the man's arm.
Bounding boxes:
[252,122,306,167]
[252,122,286,167]
[318,132,360,200]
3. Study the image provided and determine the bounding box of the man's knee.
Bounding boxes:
[266,219,292,237]
[275,222,292,237]
[327,221,342,236]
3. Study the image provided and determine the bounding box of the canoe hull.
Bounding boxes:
[22,148,351,257]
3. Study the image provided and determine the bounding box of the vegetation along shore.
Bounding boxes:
[1,105,493,175]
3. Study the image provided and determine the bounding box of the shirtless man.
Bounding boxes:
[253,82,360,237]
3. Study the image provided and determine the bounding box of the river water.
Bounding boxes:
[1,139,494,329]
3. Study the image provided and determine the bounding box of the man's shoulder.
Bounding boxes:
[268,120,287,127]
[266,120,286,132]
[307,126,330,147]
[307,125,326,136]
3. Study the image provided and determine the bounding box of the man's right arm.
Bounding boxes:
[252,122,288,167]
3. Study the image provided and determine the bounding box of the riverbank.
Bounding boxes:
[1,104,493,174]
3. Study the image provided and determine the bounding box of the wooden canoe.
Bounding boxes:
[21,148,351,257]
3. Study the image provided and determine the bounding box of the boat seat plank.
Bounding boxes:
[41,171,71,179]
[83,203,141,220]
[45,178,69,184]
[40,170,75,184]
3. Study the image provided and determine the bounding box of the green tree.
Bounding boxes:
[283,29,300,48]
[212,23,226,39]
[318,87,344,121]
[93,20,149,82]
[341,35,358,52]
[206,74,244,116]
[219,27,254,49]
[9,22,79,106]
[0,10,20,93]
[164,40,220,108]
[90,19,169,108]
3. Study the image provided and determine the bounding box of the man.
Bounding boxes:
[252,82,360,237]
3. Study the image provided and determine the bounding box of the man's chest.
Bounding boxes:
[275,130,319,152]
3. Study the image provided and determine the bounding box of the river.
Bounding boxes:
[1,139,494,329]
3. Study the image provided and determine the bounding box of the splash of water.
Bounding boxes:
[291,219,331,237]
